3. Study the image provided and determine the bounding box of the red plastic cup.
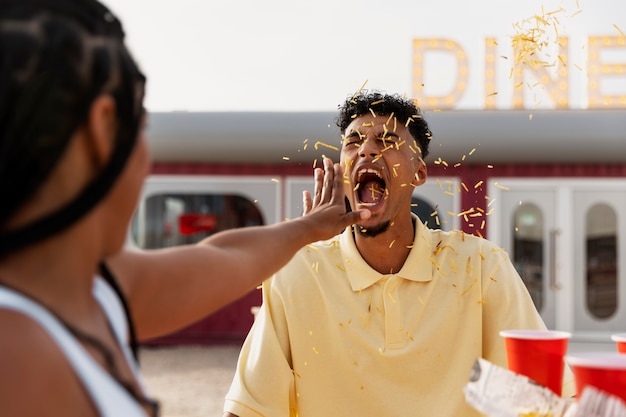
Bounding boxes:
[611,333,626,354]
[566,352,626,401]
[500,329,571,396]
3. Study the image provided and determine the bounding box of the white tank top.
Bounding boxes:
[0,278,150,417]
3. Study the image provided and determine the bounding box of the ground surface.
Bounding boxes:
[140,345,240,417]
[139,341,616,417]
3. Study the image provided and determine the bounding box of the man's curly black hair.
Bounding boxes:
[335,90,432,159]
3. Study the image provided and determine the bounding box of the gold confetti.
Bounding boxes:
[385,113,395,126]
[461,279,477,296]
[314,141,339,151]
[352,80,368,99]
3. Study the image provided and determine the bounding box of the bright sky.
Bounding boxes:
[103,0,625,112]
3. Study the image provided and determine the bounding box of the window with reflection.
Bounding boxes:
[131,194,264,249]
[512,203,544,311]
[585,203,618,319]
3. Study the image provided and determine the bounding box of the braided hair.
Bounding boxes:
[335,90,433,159]
[0,0,146,258]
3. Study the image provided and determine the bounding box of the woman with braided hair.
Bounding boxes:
[0,1,370,416]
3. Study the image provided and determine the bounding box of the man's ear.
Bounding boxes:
[411,158,427,187]
[85,95,117,168]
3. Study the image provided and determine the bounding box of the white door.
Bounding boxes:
[489,179,626,342]
[489,184,559,328]
[572,186,626,335]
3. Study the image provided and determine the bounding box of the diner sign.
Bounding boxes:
[104,0,626,112]
[412,35,625,110]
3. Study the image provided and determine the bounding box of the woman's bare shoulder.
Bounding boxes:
[0,309,98,416]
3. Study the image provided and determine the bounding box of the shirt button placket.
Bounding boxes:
[382,275,405,350]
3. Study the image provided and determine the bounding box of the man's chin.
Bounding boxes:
[355,220,390,238]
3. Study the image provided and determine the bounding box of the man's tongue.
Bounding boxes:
[359,180,385,204]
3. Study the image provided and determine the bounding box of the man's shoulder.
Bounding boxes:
[427,227,505,254]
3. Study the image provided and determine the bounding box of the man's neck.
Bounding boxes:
[353,216,416,275]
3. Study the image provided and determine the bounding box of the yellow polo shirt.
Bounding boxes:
[224,217,573,417]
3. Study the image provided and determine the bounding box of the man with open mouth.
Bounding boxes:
[223,91,570,417]
[339,94,428,273]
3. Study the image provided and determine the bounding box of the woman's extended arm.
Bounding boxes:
[107,158,369,340]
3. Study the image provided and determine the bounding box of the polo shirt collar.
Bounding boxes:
[339,214,434,292]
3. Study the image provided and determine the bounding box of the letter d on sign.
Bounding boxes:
[412,38,469,109]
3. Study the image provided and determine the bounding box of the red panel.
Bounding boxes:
[178,214,217,235]
[143,289,262,346]
[151,161,314,176]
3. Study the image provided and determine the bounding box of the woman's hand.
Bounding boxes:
[301,157,370,240]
